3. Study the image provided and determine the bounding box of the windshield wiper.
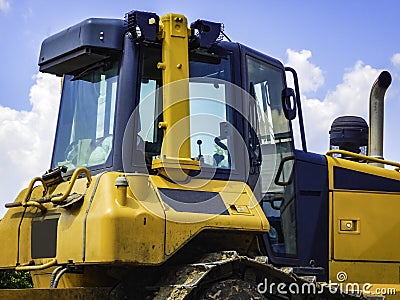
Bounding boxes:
[72,61,113,81]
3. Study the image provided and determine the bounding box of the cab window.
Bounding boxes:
[247,55,297,257]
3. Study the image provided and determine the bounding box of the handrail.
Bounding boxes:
[326,149,400,171]
[5,196,54,209]
[24,200,47,212]
[21,177,47,206]
[51,167,92,203]
[15,258,57,271]
[5,167,91,209]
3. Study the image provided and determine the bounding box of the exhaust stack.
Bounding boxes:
[368,71,392,167]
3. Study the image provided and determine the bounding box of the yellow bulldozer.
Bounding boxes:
[0,10,398,299]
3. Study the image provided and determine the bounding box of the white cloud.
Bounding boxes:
[0,73,60,217]
[391,53,400,68]
[286,49,324,93]
[0,0,10,12]
[287,50,381,154]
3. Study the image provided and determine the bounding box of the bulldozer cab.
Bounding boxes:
[39,11,309,273]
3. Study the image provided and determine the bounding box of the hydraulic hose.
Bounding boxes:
[50,266,68,288]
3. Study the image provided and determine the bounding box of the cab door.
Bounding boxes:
[243,50,298,258]
[243,48,330,281]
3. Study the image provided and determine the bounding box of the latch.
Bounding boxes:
[339,219,360,234]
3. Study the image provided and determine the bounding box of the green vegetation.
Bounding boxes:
[0,270,32,289]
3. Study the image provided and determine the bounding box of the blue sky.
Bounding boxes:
[1,1,399,109]
[0,0,400,212]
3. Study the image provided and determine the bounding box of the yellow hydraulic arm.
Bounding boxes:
[152,13,200,180]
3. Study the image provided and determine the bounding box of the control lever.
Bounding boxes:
[197,139,203,159]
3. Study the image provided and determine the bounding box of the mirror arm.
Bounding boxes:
[285,67,307,152]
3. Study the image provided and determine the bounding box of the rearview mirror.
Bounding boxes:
[281,87,297,120]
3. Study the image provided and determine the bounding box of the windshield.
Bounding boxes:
[51,60,119,172]
[134,48,234,173]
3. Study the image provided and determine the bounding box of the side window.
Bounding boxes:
[136,48,163,167]
[138,80,162,145]
[138,80,159,143]
[246,56,297,257]
[189,80,231,169]
[189,55,234,170]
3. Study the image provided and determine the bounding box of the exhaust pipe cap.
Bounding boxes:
[377,71,392,89]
